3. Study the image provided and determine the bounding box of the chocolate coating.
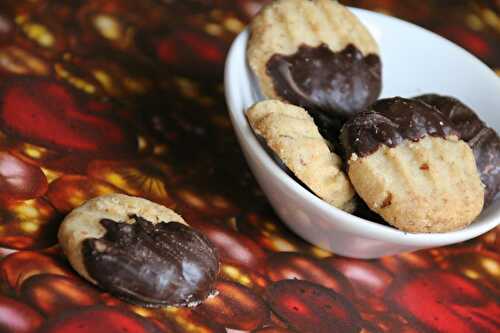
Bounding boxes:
[82,216,219,307]
[266,44,381,120]
[340,97,457,158]
[470,128,500,204]
[415,94,500,205]
[415,94,484,141]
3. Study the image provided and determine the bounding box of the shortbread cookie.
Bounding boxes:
[246,100,355,211]
[415,94,499,205]
[340,97,484,233]
[58,194,219,307]
[247,0,381,123]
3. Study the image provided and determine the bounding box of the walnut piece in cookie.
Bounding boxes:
[415,94,500,206]
[247,0,381,132]
[58,194,219,307]
[247,100,356,212]
[340,97,484,233]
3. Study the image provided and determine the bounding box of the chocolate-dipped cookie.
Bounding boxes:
[415,94,500,205]
[247,0,381,137]
[58,194,219,307]
[340,97,484,233]
[247,100,356,212]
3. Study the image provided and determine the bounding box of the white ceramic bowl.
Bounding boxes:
[224,8,500,258]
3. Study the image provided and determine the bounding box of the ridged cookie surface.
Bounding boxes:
[247,0,380,117]
[341,97,484,233]
[347,136,484,232]
[247,100,355,211]
[415,94,500,206]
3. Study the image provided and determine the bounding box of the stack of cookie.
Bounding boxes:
[246,0,499,233]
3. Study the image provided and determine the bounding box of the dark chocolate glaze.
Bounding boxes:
[415,94,484,141]
[266,44,382,120]
[340,97,457,159]
[416,94,499,205]
[470,127,500,205]
[82,216,219,307]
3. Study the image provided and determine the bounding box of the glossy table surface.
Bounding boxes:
[0,1,498,332]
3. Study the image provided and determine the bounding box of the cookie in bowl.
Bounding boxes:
[58,194,219,307]
[247,100,356,212]
[340,97,485,233]
[247,0,382,137]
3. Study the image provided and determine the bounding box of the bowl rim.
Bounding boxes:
[224,7,500,246]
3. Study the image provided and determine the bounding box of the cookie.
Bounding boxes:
[247,0,381,125]
[340,97,484,233]
[58,194,219,307]
[246,100,355,211]
[415,94,500,205]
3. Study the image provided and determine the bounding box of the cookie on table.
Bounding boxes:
[340,97,484,233]
[58,193,219,307]
[247,0,381,125]
[415,94,500,205]
[247,100,355,212]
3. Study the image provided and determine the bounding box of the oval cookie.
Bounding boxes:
[58,194,219,307]
[247,100,355,212]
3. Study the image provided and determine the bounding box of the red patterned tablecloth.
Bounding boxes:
[0,1,498,332]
